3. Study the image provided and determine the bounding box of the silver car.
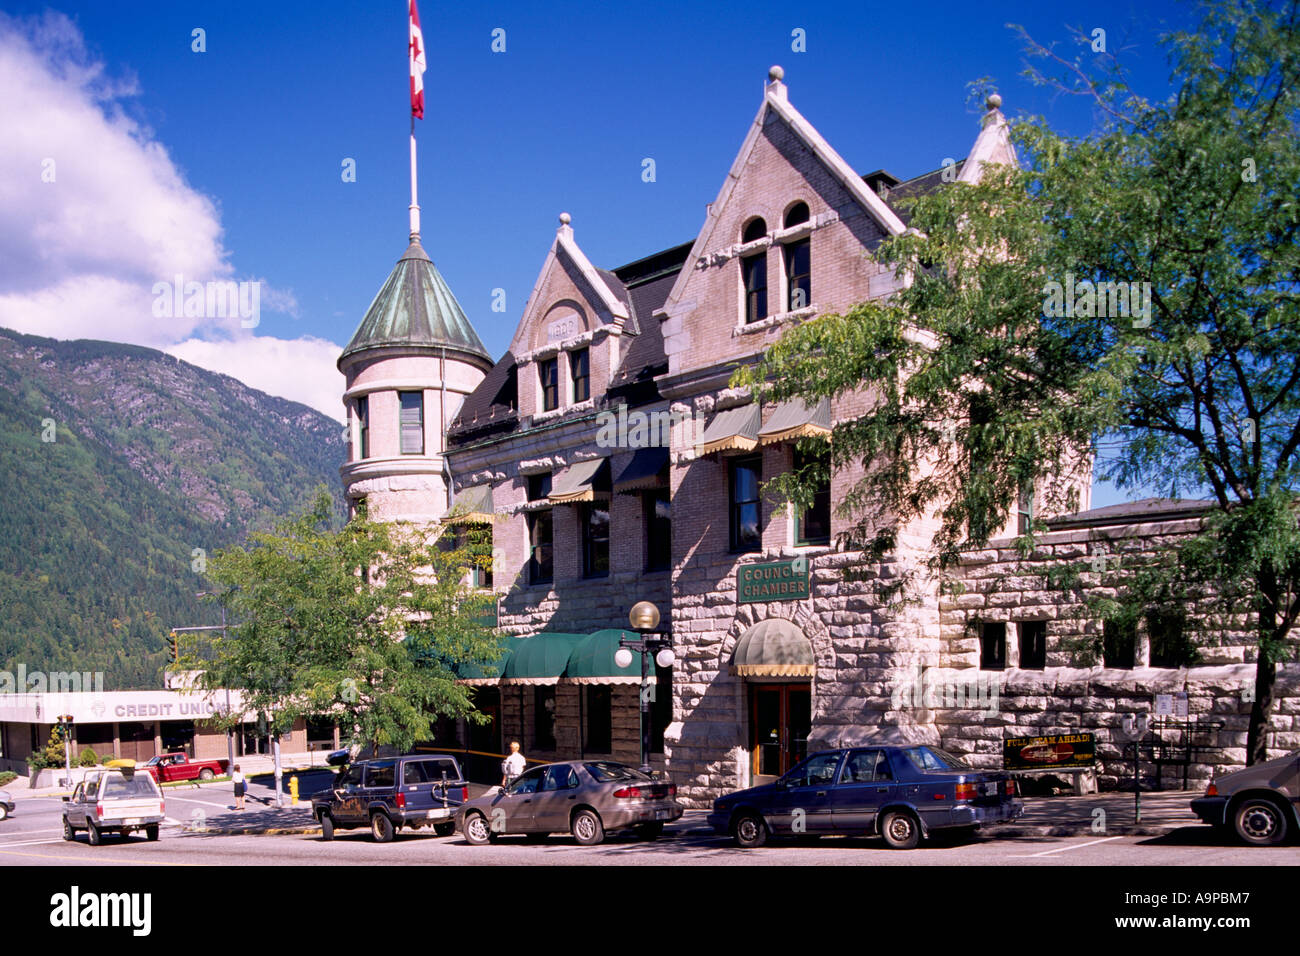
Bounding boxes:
[63,769,165,845]
[1191,750,1300,846]
[457,760,682,846]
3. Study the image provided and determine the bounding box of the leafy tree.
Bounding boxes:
[189,488,500,780]
[738,0,1300,764]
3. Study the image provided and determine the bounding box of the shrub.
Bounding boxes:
[77,746,99,767]
[0,771,17,787]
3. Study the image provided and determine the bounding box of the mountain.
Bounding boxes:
[0,328,345,689]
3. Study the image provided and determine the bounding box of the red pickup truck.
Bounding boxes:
[141,752,229,784]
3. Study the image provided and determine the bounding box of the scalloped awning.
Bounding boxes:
[729,619,815,678]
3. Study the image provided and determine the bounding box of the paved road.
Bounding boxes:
[2,787,1295,866]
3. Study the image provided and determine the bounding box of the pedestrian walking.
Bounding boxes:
[232,764,246,810]
[500,741,525,787]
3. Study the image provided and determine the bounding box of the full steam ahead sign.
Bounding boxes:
[738,557,810,604]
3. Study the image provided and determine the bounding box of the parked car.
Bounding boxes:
[1191,749,1299,846]
[709,745,1023,849]
[140,752,230,784]
[311,753,467,842]
[0,791,13,821]
[62,768,165,845]
[457,760,683,846]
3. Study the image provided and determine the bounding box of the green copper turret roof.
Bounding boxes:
[339,239,492,368]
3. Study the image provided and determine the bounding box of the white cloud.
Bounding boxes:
[166,335,346,423]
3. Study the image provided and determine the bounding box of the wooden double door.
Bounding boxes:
[749,683,811,785]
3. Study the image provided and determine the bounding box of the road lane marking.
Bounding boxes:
[1008,836,1123,858]
[0,846,197,864]
[163,795,236,811]
[0,828,64,839]
[0,838,66,847]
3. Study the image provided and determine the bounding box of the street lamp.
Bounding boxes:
[618,602,673,774]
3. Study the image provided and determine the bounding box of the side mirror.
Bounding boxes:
[61,796,70,802]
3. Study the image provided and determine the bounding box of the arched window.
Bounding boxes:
[741,218,768,324]
[783,203,811,311]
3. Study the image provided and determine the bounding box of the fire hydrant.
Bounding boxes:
[289,775,299,807]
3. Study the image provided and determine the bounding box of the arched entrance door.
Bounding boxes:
[730,619,816,785]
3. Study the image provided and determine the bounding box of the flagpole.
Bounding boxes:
[409,113,420,241]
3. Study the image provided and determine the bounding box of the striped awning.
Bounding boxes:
[614,447,669,493]
[500,633,586,685]
[549,458,611,504]
[564,629,658,685]
[699,403,761,455]
[729,619,815,678]
[759,397,831,446]
[447,483,494,524]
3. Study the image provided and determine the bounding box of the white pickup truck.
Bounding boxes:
[63,769,166,845]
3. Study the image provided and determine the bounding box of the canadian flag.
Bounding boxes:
[409,0,426,120]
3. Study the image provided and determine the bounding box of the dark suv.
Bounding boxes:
[312,754,467,842]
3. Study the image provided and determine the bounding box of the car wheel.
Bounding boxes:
[370,812,395,843]
[0,804,8,821]
[1234,797,1289,846]
[881,811,921,850]
[87,821,102,846]
[319,813,335,841]
[732,811,768,849]
[635,822,664,841]
[145,825,159,841]
[199,769,215,781]
[463,812,491,846]
[571,809,605,846]
[63,818,75,841]
[433,821,456,838]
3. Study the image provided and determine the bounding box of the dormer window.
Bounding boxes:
[539,357,559,412]
[570,348,590,403]
[741,218,768,324]
[783,202,811,312]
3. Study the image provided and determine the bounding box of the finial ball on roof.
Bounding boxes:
[768,65,784,82]
[986,93,1002,110]
[559,212,571,225]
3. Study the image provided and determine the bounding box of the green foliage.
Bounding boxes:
[0,771,16,787]
[77,746,99,768]
[29,726,67,771]
[191,492,502,754]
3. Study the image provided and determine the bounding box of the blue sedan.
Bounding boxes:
[708,745,1023,849]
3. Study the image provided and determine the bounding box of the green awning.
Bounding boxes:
[699,403,760,455]
[614,447,669,493]
[564,629,657,685]
[447,483,494,524]
[454,635,525,686]
[500,633,586,685]
[729,619,815,678]
[549,458,611,504]
[759,397,831,446]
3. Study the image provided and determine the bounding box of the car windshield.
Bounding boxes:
[101,774,159,799]
[143,757,161,766]
[902,747,970,771]
[338,764,365,788]
[583,762,650,783]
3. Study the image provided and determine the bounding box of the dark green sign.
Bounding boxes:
[738,558,810,604]
[1003,733,1096,770]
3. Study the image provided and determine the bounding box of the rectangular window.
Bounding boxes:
[980,622,1007,670]
[539,357,559,411]
[534,686,556,751]
[528,510,553,585]
[399,391,424,455]
[1103,619,1136,669]
[457,527,493,590]
[585,686,612,753]
[729,455,762,552]
[794,448,831,545]
[644,489,671,572]
[1017,483,1035,535]
[1019,620,1047,670]
[785,238,810,311]
[527,472,552,502]
[582,503,610,578]
[356,396,369,460]
[743,252,768,324]
[1147,611,1188,668]
[570,349,590,403]
[651,666,672,754]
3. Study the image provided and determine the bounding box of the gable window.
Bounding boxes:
[741,218,768,324]
[399,391,424,454]
[570,349,590,403]
[356,396,369,460]
[783,202,811,312]
[1103,619,1136,669]
[1019,620,1047,669]
[644,488,671,572]
[980,622,1007,670]
[793,447,830,545]
[539,357,559,412]
[729,455,762,553]
[581,503,610,578]
[585,685,612,753]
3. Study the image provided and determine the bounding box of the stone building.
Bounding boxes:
[339,67,1298,803]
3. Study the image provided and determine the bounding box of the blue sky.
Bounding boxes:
[1,0,1200,505]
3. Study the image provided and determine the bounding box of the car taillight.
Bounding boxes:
[458,787,467,802]
[1004,778,1017,797]
[96,804,103,819]
[1206,782,1218,797]
[667,784,677,797]
[613,786,643,799]
[160,799,165,815]
[395,792,406,809]
[955,782,978,802]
